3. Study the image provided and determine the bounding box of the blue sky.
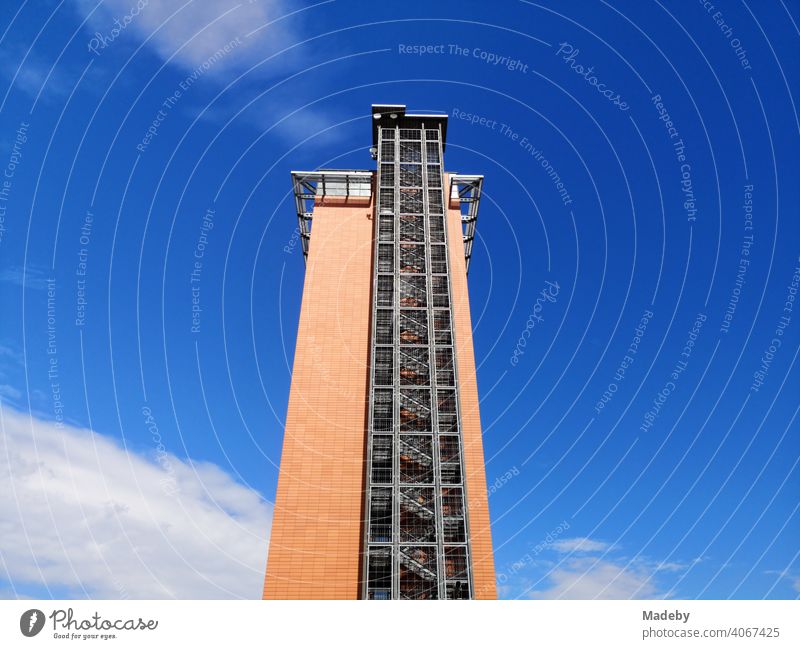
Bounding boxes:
[0,0,798,599]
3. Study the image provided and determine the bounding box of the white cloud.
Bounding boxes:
[70,0,347,144]
[0,265,51,290]
[652,560,692,572]
[0,405,271,598]
[765,569,800,594]
[73,0,305,75]
[505,536,700,599]
[550,537,612,554]
[0,346,24,407]
[528,557,667,600]
[0,44,74,103]
[0,384,22,402]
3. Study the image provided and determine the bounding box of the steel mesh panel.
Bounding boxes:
[431,275,449,308]
[380,165,394,187]
[398,275,426,308]
[443,521,466,544]
[399,243,426,274]
[375,309,393,344]
[428,189,444,213]
[445,580,470,600]
[399,141,422,163]
[444,546,468,579]
[442,488,466,543]
[399,546,438,600]
[399,487,436,542]
[379,188,395,212]
[426,165,441,187]
[364,120,473,599]
[374,347,393,386]
[399,188,423,213]
[399,435,434,484]
[377,275,393,307]
[378,244,393,273]
[378,215,394,242]
[437,389,459,433]
[399,163,422,187]
[439,435,462,483]
[399,214,425,241]
[369,488,392,542]
[433,310,452,345]
[428,213,445,243]
[430,244,447,274]
[399,388,431,432]
[372,389,392,431]
[371,436,393,484]
[425,141,440,163]
[439,435,460,462]
[399,347,430,386]
[440,461,462,484]
[435,348,455,386]
[399,128,421,140]
[367,547,392,600]
[399,310,428,346]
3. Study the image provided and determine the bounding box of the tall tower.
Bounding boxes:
[264,104,496,600]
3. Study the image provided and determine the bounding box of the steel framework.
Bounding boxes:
[362,113,477,600]
[289,169,483,274]
[290,170,372,259]
[449,174,483,274]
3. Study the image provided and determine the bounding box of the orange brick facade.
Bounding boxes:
[263,194,373,599]
[264,165,496,600]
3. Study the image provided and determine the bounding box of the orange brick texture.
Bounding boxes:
[263,193,374,599]
[446,179,497,599]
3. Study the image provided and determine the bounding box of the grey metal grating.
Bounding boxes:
[363,119,474,600]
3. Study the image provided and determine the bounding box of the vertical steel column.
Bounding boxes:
[391,122,400,600]
[420,124,445,600]
[445,149,474,600]
[423,125,474,599]
[363,124,398,600]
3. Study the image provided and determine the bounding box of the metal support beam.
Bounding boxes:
[290,170,373,261]
[448,174,483,274]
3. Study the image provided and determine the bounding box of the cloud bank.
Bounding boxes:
[0,405,271,598]
[73,0,306,75]
[528,557,666,599]
[501,536,698,599]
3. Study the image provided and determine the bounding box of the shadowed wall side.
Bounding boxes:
[446,181,497,599]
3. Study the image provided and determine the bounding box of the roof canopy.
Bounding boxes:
[370,104,448,151]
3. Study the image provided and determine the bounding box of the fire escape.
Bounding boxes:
[361,106,481,600]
